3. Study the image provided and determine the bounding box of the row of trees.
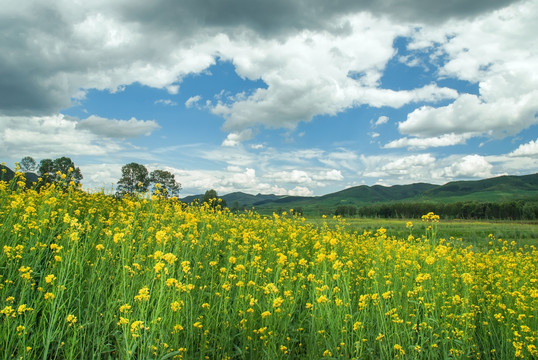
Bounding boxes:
[18,156,83,185]
[116,163,181,198]
[335,200,538,220]
[115,163,226,207]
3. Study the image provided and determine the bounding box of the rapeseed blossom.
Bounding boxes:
[0,176,536,359]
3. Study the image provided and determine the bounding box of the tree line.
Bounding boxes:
[8,157,227,206]
[334,201,538,220]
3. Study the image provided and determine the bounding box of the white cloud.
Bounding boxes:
[154,99,177,106]
[76,115,160,138]
[268,170,313,184]
[384,133,472,149]
[185,95,202,108]
[79,163,123,191]
[509,138,538,157]
[442,154,493,178]
[374,116,389,126]
[222,129,255,147]
[0,114,122,158]
[313,169,344,181]
[382,154,435,171]
[287,186,314,197]
[398,93,538,139]
[360,153,441,183]
[210,21,457,136]
[398,1,538,143]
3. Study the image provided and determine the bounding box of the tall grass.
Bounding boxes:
[1,172,537,359]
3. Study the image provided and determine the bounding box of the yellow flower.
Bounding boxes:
[117,317,129,326]
[66,314,77,326]
[394,344,405,355]
[134,287,150,302]
[95,244,105,251]
[119,304,132,313]
[45,274,57,284]
[273,297,284,308]
[261,311,271,318]
[193,321,203,329]
[44,292,55,300]
[154,262,165,273]
[130,320,147,338]
[171,301,183,312]
[1,306,15,318]
[17,304,33,315]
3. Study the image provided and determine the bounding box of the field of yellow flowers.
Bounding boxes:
[1,172,537,359]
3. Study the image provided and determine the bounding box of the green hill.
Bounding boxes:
[181,192,287,208]
[180,173,538,215]
[251,173,538,215]
[1,165,39,187]
[420,173,538,201]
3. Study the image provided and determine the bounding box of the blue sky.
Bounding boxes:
[1,0,538,196]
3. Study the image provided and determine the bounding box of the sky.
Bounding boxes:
[1,0,538,196]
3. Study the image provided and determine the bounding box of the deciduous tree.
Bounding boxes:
[149,169,181,198]
[116,163,149,196]
[20,156,37,172]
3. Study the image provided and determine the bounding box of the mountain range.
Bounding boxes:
[182,173,538,213]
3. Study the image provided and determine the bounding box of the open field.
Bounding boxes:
[1,176,537,359]
[306,217,538,249]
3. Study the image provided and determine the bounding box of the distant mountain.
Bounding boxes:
[180,192,287,208]
[1,165,39,187]
[180,174,538,213]
[239,173,538,214]
[421,173,538,201]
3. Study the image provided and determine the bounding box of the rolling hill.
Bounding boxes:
[181,173,538,214]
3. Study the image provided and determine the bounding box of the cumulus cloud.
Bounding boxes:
[154,99,177,106]
[211,22,457,135]
[222,129,255,147]
[185,95,202,108]
[0,2,462,138]
[509,138,538,157]
[384,133,472,149]
[443,154,493,178]
[396,1,538,146]
[374,116,389,126]
[287,186,314,197]
[313,169,344,181]
[0,114,122,158]
[76,115,160,138]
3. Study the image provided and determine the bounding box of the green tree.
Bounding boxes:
[52,157,83,184]
[116,163,149,196]
[20,156,37,172]
[202,189,227,208]
[38,159,54,177]
[149,169,181,198]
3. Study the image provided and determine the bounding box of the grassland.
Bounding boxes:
[1,173,537,359]
[307,217,538,249]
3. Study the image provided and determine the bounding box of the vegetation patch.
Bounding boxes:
[1,172,537,359]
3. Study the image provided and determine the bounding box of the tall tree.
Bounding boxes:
[20,156,37,172]
[116,163,149,196]
[38,159,54,177]
[52,157,83,184]
[149,169,181,198]
[201,189,226,208]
